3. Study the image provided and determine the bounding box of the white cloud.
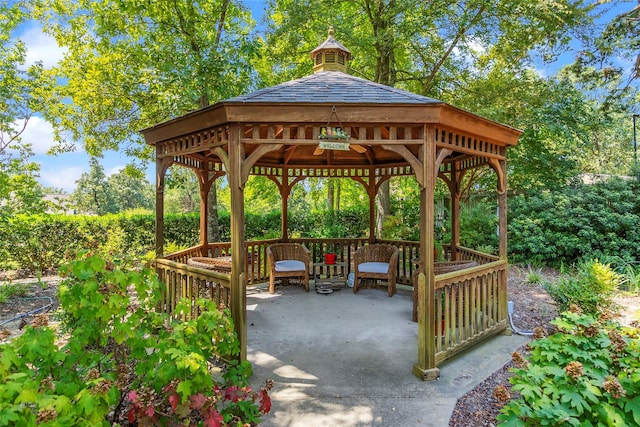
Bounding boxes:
[21,23,66,69]
[18,116,57,154]
[105,165,125,177]
[39,165,86,192]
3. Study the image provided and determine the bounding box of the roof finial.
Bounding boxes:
[310,26,352,74]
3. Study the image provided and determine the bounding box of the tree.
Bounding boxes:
[106,167,154,212]
[0,1,44,155]
[259,0,598,230]
[0,145,48,217]
[72,158,154,215]
[32,0,259,236]
[560,2,639,111]
[71,158,113,215]
[164,166,200,214]
[0,1,51,217]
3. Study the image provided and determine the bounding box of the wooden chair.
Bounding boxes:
[353,244,399,297]
[266,243,311,293]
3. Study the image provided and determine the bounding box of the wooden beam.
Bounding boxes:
[241,138,424,146]
[155,156,172,257]
[228,124,246,362]
[212,147,230,171]
[281,168,289,241]
[381,144,424,187]
[434,148,453,185]
[224,104,443,125]
[414,124,440,381]
[241,144,284,187]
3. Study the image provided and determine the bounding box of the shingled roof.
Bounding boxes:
[226,71,443,105]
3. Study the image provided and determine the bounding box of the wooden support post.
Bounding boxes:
[414,124,440,381]
[498,158,507,259]
[368,174,376,243]
[450,168,461,261]
[282,168,289,242]
[198,170,209,252]
[367,185,376,243]
[228,125,247,361]
[155,152,168,258]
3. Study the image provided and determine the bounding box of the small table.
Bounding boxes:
[313,261,347,290]
[187,256,232,273]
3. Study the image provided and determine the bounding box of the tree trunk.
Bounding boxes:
[365,0,395,238]
[327,179,335,211]
[376,180,391,237]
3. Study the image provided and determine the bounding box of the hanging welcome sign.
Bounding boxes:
[319,127,350,150]
[318,106,350,150]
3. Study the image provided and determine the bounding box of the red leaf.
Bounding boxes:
[224,386,242,403]
[145,405,155,418]
[259,389,272,414]
[169,393,180,412]
[189,393,207,410]
[127,390,139,403]
[203,408,223,427]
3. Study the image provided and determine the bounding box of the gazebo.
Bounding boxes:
[142,28,521,380]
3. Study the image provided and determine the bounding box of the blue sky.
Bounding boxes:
[14,1,269,193]
[13,1,634,193]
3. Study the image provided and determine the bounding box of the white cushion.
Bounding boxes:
[358,262,389,274]
[275,260,306,272]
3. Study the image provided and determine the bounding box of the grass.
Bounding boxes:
[526,267,544,285]
[0,282,29,303]
[620,264,640,295]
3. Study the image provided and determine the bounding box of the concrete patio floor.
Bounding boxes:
[247,282,530,426]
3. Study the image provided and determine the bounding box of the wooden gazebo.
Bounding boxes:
[142,29,521,380]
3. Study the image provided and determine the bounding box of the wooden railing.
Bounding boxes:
[446,245,500,264]
[433,259,508,365]
[155,258,232,320]
[156,239,506,353]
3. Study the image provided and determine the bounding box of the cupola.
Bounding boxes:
[310,26,352,73]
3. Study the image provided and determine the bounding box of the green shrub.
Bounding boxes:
[498,310,640,426]
[509,178,640,267]
[0,213,200,272]
[291,207,369,238]
[460,202,498,251]
[0,252,271,425]
[545,259,620,317]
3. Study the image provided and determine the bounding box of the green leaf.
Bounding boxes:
[560,390,588,414]
[596,402,626,425]
[176,380,192,400]
[0,407,22,426]
[14,387,38,404]
[625,399,640,425]
[74,389,97,416]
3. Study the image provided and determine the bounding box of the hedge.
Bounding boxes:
[0,208,370,272]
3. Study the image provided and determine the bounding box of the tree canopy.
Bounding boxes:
[2,0,639,222]
[71,158,153,215]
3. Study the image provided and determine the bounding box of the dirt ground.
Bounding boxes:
[1,266,639,425]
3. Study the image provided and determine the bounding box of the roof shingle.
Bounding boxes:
[226,71,442,105]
